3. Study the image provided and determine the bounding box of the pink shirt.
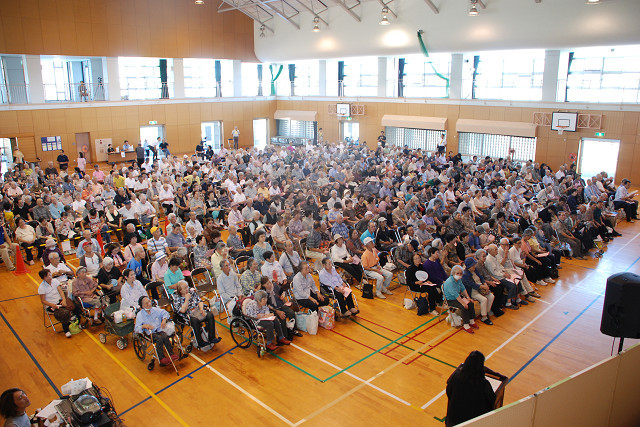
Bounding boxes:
[93,170,106,182]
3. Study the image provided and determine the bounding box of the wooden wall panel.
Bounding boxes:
[0,100,637,183]
[0,0,256,61]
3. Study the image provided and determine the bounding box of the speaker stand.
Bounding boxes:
[618,337,625,354]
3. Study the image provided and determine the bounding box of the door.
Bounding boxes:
[140,125,166,156]
[0,138,13,174]
[253,118,268,150]
[201,121,222,151]
[578,138,620,181]
[341,121,359,144]
[75,132,92,163]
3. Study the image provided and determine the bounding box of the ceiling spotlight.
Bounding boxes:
[312,16,320,32]
[259,25,266,37]
[468,0,479,16]
[380,6,391,25]
[195,0,204,4]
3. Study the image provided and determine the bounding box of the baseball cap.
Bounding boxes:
[363,237,374,245]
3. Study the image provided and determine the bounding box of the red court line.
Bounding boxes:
[329,329,401,363]
[383,320,444,356]
[405,328,462,365]
[357,316,427,345]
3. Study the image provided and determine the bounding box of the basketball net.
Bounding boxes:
[557,126,567,135]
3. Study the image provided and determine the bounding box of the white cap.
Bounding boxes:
[363,237,374,245]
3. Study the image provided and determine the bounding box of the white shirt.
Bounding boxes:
[158,187,174,205]
[45,262,73,283]
[120,280,148,309]
[135,200,156,216]
[38,278,62,305]
[261,261,286,283]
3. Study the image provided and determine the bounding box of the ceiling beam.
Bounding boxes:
[292,0,329,26]
[332,0,361,22]
[378,0,397,18]
[423,0,439,14]
[477,0,486,9]
[260,0,301,29]
[218,0,282,13]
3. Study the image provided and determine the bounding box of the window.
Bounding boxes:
[564,45,640,103]
[293,60,319,96]
[385,127,443,151]
[342,57,378,97]
[184,59,233,98]
[458,133,536,162]
[463,50,545,101]
[119,57,173,100]
[395,54,451,98]
[276,119,314,138]
[241,63,270,97]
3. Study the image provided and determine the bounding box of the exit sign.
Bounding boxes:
[149,120,157,125]
[595,132,605,137]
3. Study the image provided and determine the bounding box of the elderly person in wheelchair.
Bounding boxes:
[318,257,359,318]
[134,295,178,366]
[172,281,221,350]
[259,276,303,339]
[72,266,105,325]
[243,290,291,351]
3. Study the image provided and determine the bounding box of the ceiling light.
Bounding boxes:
[259,25,266,37]
[468,1,479,16]
[195,0,204,4]
[380,6,391,25]
[585,0,601,3]
[312,16,320,32]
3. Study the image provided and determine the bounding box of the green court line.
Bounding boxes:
[350,318,457,369]
[322,317,440,382]
[434,416,445,423]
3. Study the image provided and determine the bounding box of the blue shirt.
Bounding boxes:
[127,257,143,277]
[422,259,447,285]
[49,202,65,219]
[134,306,170,334]
[443,276,465,301]
[360,229,375,243]
[0,226,5,245]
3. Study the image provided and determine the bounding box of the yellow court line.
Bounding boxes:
[83,330,190,427]
[24,273,189,427]
[293,326,454,426]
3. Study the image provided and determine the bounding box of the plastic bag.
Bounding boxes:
[306,311,319,335]
[113,310,124,324]
[295,312,307,332]
[403,298,416,310]
[318,306,335,330]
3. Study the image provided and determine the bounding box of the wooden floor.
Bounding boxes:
[1,222,640,426]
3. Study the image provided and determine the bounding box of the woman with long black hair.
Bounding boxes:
[445,350,497,426]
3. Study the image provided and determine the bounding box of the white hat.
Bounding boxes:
[363,237,374,245]
[365,211,374,217]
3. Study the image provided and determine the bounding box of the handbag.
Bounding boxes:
[362,283,374,299]
[415,297,430,316]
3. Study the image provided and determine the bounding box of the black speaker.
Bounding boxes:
[600,272,640,338]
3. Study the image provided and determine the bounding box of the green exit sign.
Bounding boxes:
[595,132,605,137]
[149,120,157,125]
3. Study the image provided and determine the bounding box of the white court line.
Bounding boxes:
[189,353,295,426]
[290,343,412,406]
[420,230,640,410]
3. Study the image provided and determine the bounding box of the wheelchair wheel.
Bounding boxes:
[116,338,128,350]
[147,360,155,371]
[229,318,252,349]
[133,335,146,360]
[98,333,107,344]
[185,343,193,354]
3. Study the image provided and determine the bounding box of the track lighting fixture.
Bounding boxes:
[380,6,391,25]
[312,16,320,32]
[468,0,479,16]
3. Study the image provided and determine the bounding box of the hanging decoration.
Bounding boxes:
[269,64,284,96]
[416,30,450,97]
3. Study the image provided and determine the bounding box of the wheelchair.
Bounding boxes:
[228,296,269,358]
[173,302,220,354]
[132,325,187,375]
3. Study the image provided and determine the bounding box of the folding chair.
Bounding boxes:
[145,281,173,310]
[43,306,61,332]
[233,255,251,275]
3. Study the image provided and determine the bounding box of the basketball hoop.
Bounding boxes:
[557,126,567,135]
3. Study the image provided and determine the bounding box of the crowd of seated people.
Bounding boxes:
[2,139,637,344]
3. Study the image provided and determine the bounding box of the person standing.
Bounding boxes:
[56,150,69,171]
[231,126,240,150]
[12,147,25,165]
[76,152,86,175]
[445,351,503,426]
[135,142,145,167]
[437,133,447,154]
[377,130,386,148]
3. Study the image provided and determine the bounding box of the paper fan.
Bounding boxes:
[416,271,429,282]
